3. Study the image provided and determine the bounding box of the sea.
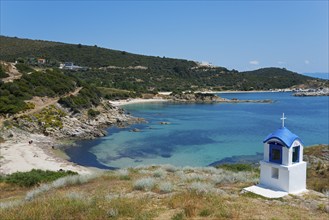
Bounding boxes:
[66,92,329,169]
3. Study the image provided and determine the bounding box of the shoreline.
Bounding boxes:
[109,98,169,106]
[0,133,94,175]
[0,89,322,175]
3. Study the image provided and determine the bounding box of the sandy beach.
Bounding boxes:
[0,98,169,175]
[0,133,92,175]
[109,97,169,106]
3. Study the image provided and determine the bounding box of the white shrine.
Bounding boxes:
[244,113,307,198]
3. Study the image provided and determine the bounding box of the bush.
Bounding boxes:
[188,182,214,195]
[115,169,130,180]
[211,171,256,185]
[153,168,166,178]
[133,177,155,191]
[162,164,177,173]
[0,65,8,78]
[87,108,100,118]
[4,169,78,187]
[199,209,212,217]
[25,173,99,201]
[216,164,254,172]
[15,63,34,73]
[158,181,173,193]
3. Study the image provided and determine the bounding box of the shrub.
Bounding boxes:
[0,200,23,209]
[188,182,214,195]
[87,108,100,118]
[65,192,85,200]
[107,208,119,218]
[115,169,130,180]
[4,169,78,187]
[0,65,8,78]
[25,173,99,201]
[138,169,152,175]
[153,168,166,178]
[200,166,219,174]
[171,212,185,220]
[25,184,52,201]
[216,164,254,172]
[199,209,212,217]
[133,177,155,191]
[159,181,173,193]
[15,63,34,73]
[176,170,208,182]
[51,174,97,188]
[162,164,177,173]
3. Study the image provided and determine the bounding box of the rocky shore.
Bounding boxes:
[169,92,272,103]
[3,101,145,141]
[293,88,329,97]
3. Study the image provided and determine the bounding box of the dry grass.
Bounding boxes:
[304,145,329,192]
[0,164,328,219]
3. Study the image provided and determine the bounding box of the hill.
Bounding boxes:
[1,36,327,93]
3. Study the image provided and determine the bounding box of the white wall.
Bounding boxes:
[260,161,307,193]
[288,162,307,193]
[282,147,289,166]
[263,143,269,161]
[260,161,289,191]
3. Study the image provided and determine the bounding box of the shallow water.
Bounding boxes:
[66,92,329,169]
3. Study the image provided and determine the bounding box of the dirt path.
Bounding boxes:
[19,87,82,116]
[0,62,22,83]
[0,87,82,126]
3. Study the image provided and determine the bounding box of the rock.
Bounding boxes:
[9,100,146,141]
[170,92,272,103]
[130,128,141,132]
[293,88,329,97]
[160,122,171,125]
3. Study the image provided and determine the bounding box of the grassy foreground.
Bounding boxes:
[0,146,328,219]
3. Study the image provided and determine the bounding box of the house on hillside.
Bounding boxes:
[59,62,87,71]
[37,58,46,64]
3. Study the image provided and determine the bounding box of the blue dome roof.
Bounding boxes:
[263,127,301,148]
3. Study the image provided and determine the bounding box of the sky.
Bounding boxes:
[0,0,328,73]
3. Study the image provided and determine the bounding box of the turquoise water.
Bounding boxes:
[66,92,329,169]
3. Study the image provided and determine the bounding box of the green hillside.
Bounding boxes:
[0,36,196,68]
[0,35,327,94]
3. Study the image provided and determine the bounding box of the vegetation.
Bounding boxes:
[97,87,140,100]
[0,169,77,187]
[87,108,100,118]
[216,163,256,172]
[1,36,327,95]
[304,144,329,193]
[0,165,327,219]
[58,85,102,113]
[14,63,34,74]
[0,69,76,115]
[0,36,327,118]
[0,65,8,78]
[19,105,67,131]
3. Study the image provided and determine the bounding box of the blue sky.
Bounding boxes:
[1,0,328,73]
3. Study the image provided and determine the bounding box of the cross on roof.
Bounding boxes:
[281,113,287,128]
